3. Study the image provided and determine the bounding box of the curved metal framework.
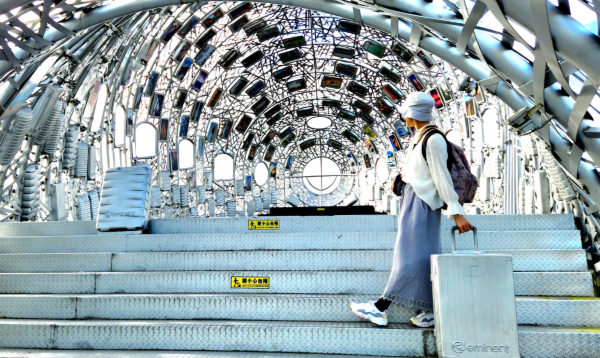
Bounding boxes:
[0,0,598,253]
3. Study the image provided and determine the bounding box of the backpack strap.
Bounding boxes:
[420,128,454,171]
[412,125,437,146]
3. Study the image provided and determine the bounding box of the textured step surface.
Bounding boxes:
[0,319,436,357]
[0,320,596,358]
[0,235,129,254]
[0,221,97,237]
[0,230,581,254]
[0,294,419,322]
[0,213,591,358]
[0,249,586,273]
[479,250,586,272]
[0,350,401,358]
[440,214,575,232]
[148,215,396,234]
[0,294,598,327]
[441,230,581,250]
[0,271,592,296]
[108,249,585,273]
[0,214,575,237]
[0,214,574,238]
[518,326,600,358]
[516,297,600,327]
[150,214,574,235]
[0,253,113,273]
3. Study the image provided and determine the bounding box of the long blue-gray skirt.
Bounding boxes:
[382,184,442,312]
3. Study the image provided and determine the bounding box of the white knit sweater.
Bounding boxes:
[401,126,466,216]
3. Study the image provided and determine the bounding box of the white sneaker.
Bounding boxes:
[410,312,435,328]
[350,301,388,326]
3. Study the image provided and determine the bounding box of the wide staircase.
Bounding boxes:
[0,214,597,357]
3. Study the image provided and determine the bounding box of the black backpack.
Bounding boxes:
[391,128,478,206]
[420,128,478,206]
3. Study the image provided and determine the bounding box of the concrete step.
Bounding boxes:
[0,271,592,296]
[0,294,598,327]
[0,350,402,358]
[0,319,596,357]
[0,230,581,254]
[0,319,436,357]
[0,249,587,273]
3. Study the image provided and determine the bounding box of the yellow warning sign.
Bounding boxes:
[248,220,279,230]
[231,276,270,289]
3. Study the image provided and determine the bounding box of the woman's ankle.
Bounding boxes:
[374,298,392,312]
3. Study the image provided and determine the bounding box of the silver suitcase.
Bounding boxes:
[431,227,519,358]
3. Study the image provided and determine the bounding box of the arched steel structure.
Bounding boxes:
[0,0,598,246]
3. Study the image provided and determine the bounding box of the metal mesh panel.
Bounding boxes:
[74,143,88,178]
[76,193,91,221]
[21,165,42,220]
[180,186,190,207]
[88,190,99,221]
[0,108,33,165]
[62,126,78,169]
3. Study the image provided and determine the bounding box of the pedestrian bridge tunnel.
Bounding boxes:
[0,0,598,219]
[0,2,599,357]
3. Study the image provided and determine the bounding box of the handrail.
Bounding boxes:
[570,183,600,239]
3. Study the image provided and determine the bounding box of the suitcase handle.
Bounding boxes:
[450,226,478,253]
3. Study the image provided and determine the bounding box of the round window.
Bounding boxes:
[254,162,269,186]
[302,157,341,195]
[375,158,390,182]
[134,122,157,159]
[307,117,332,129]
[214,153,234,180]
[179,140,195,170]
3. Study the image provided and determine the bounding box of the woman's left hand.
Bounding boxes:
[453,214,473,234]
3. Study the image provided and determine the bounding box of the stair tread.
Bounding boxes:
[0,213,590,357]
[0,249,586,273]
[0,269,588,273]
[0,230,579,241]
[0,271,591,297]
[0,229,580,237]
[0,318,597,331]
[518,325,600,333]
[148,216,397,235]
[0,269,590,273]
[0,349,402,358]
[0,293,597,327]
[0,293,595,300]
[518,296,600,301]
[0,230,581,255]
[0,318,418,329]
[0,248,585,253]
[0,319,437,356]
[0,214,574,237]
[0,320,595,357]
